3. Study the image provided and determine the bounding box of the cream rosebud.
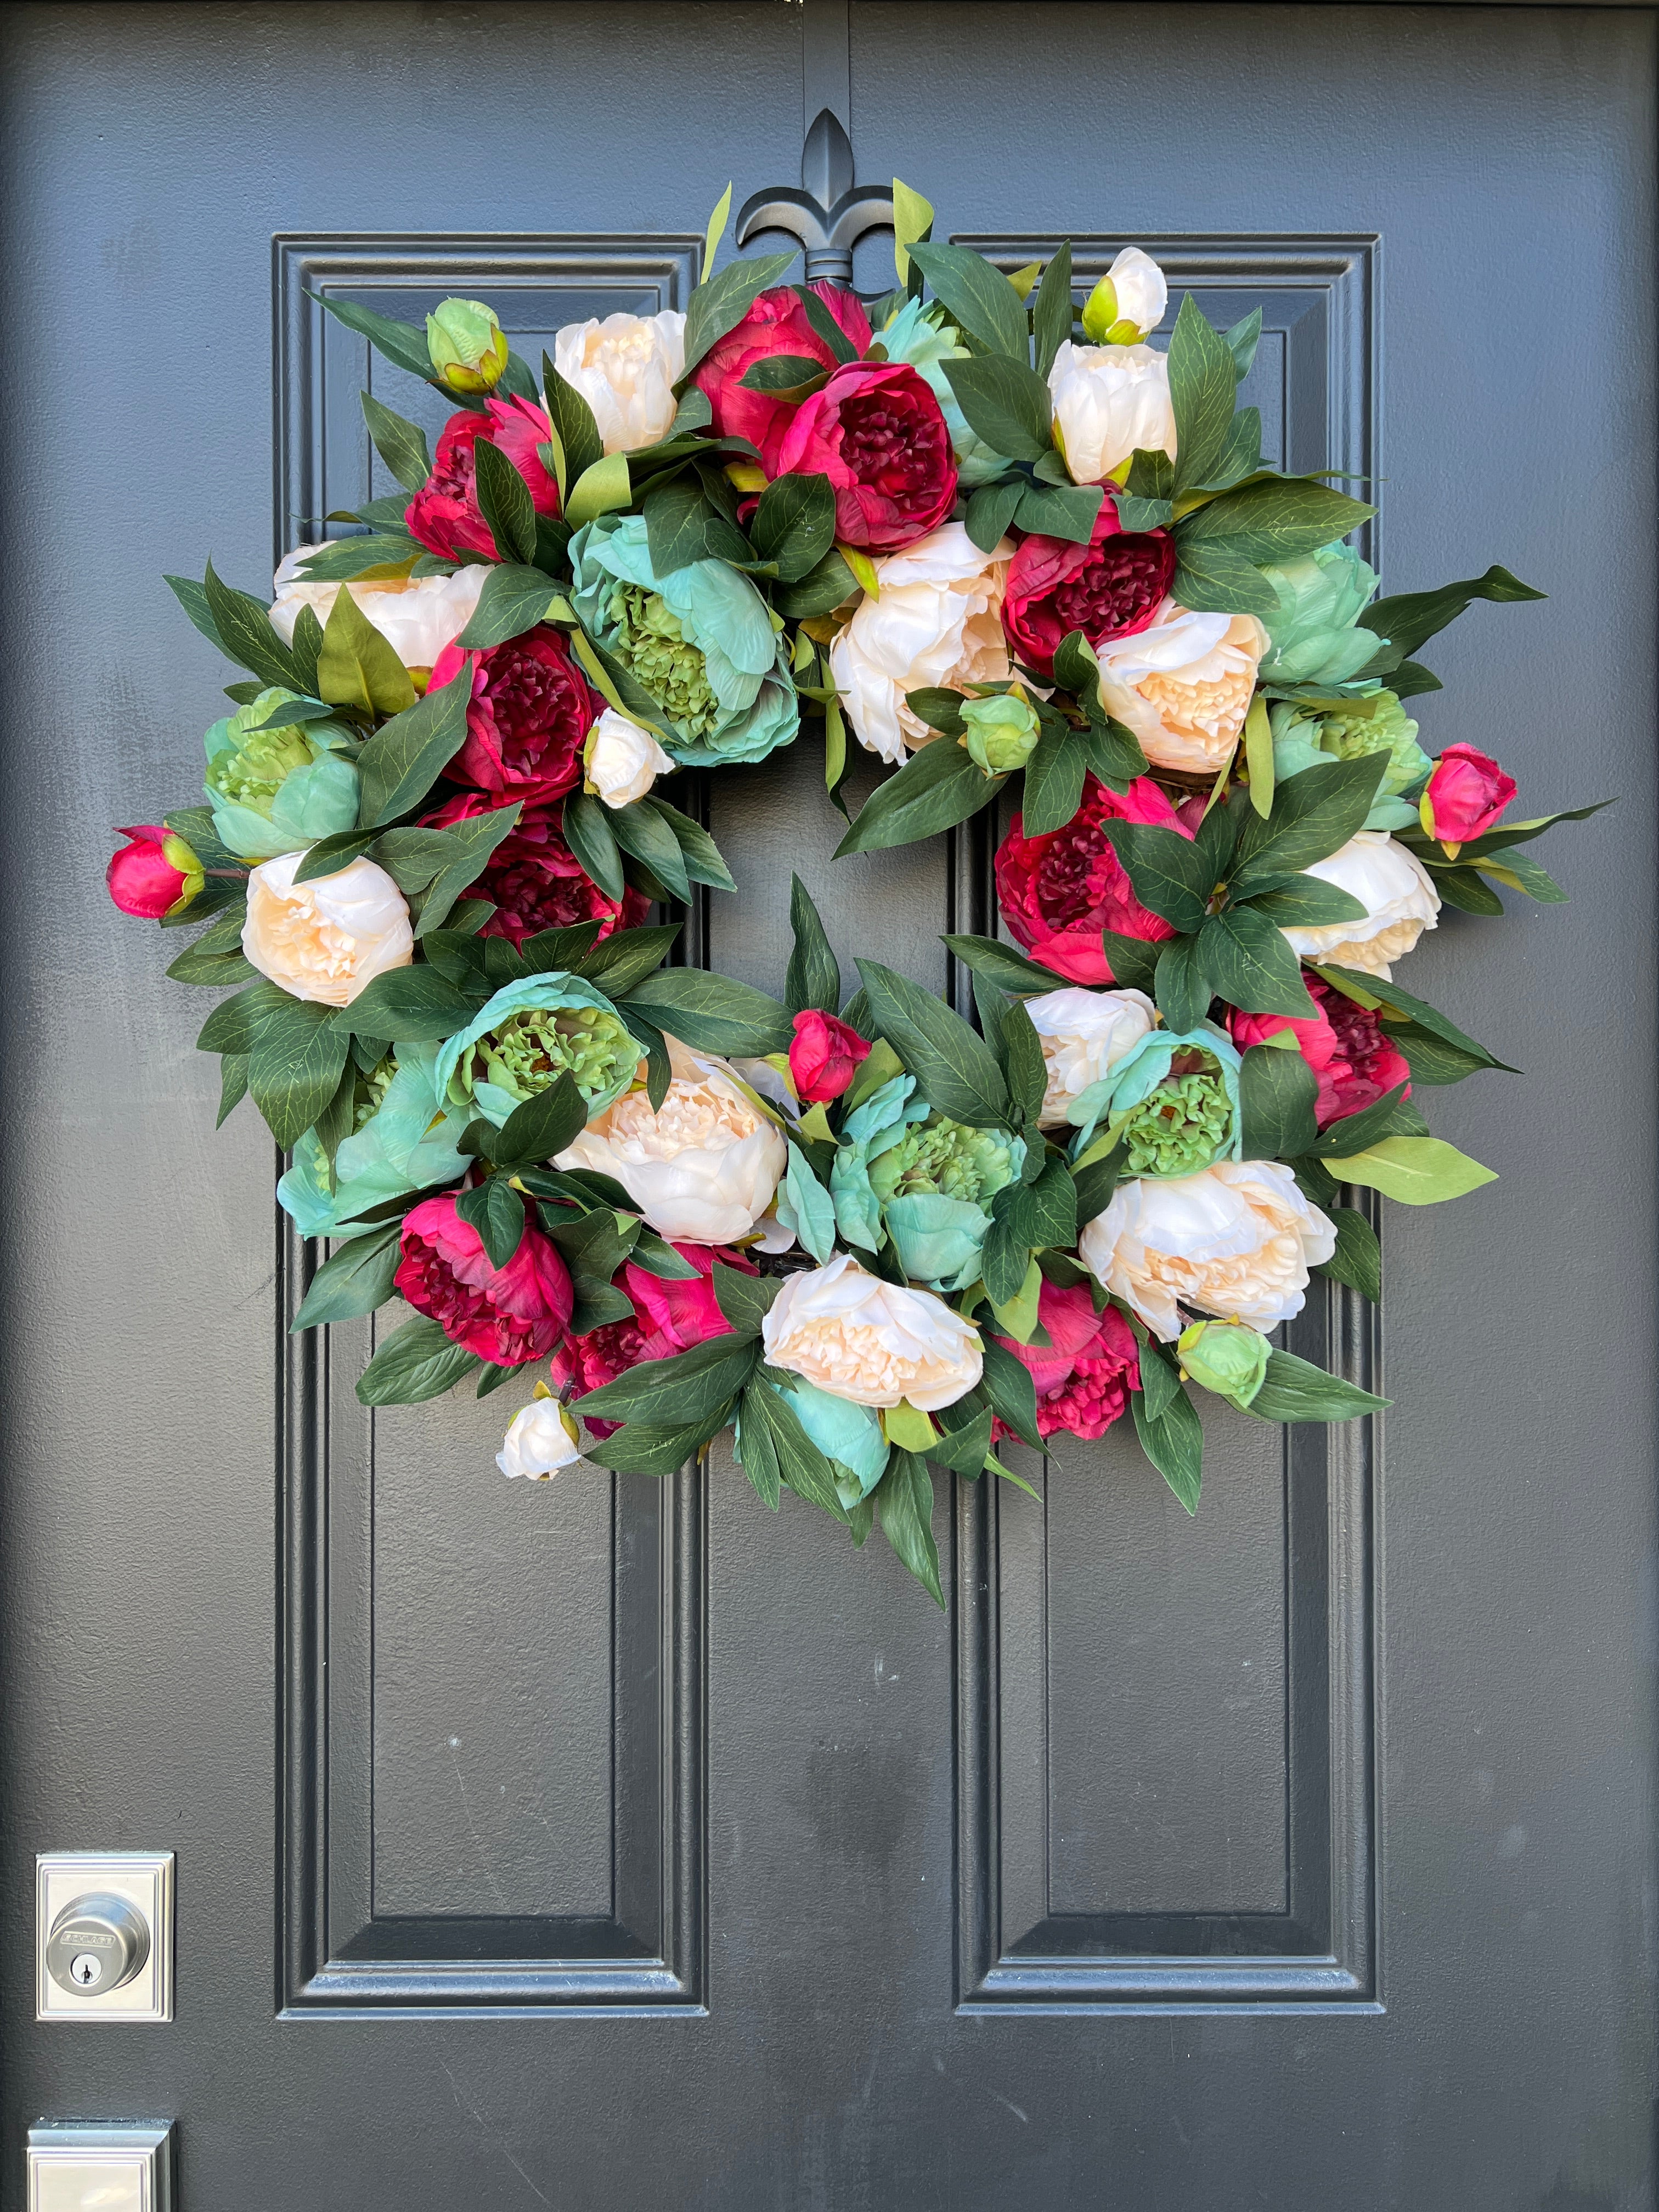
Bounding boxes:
[242,851,414,1008]
[1278,831,1441,980]
[1024,985,1159,1128]
[555,1038,786,1243]
[496,1397,584,1481]
[1079,1159,1336,1342]
[586,708,676,809]
[269,549,487,678]
[553,310,686,454]
[1081,247,1169,344]
[1094,602,1268,774]
[828,523,1012,765]
[1047,339,1176,487]
[760,1252,983,1411]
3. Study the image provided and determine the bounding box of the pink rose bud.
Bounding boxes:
[106,824,204,920]
[1421,743,1517,845]
[788,1008,872,1104]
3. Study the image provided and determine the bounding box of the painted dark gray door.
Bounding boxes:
[3,4,1655,2206]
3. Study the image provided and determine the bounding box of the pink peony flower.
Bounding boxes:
[549,1242,756,1435]
[395,1195,573,1367]
[691,283,872,467]
[772,360,958,552]
[1421,743,1517,844]
[995,772,1192,985]
[404,395,561,563]
[993,1281,1140,1440]
[1229,973,1412,1129]
[428,625,596,803]
[106,824,201,919]
[1002,493,1176,679]
[422,792,648,949]
[788,1008,871,1104]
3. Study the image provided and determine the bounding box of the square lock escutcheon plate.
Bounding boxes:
[36,1852,173,2022]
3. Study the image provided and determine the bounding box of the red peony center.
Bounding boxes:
[1032,812,1132,931]
[479,644,588,771]
[838,390,951,506]
[1051,532,1176,644]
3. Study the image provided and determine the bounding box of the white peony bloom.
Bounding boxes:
[587,708,675,809]
[1094,601,1269,773]
[1048,339,1176,486]
[555,1037,786,1243]
[242,851,414,1007]
[268,549,487,676]
[1080,1159,1337,1343]
[760,1252,984,1411]
[553,310,686,454]
[497,1397,584,1481]
[1278,831,1441,980]
[1024,985,1159,1128]
[828,523,1012,765]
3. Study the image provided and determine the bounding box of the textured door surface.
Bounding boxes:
[2,5,1655,2207]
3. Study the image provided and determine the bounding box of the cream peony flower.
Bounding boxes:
[268,549,487,677]
[242,851,413,1007]
[553,310,686,454]
[1094,602,1268,773]
[497,1397,585,1481]
[1080,1159,1337,1343]
[760,1252,984,1410]
[555,1037,786,1243]
[828,523,1012,765]
[1024,985,1159,1128]
[1279,831,1441,980]
[1048,339,1176,486]
[587,708,675,809]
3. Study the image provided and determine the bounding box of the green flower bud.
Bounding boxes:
[960,690,1041,777]
[1178,1320,1271,1407]
[1080,274,1120,345]
[605,582,720,740]
[426,297,510,394]
[1258,544,1384,687]
[1118,1059,1235,1177]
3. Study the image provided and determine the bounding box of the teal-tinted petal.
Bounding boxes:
[268,753,362,846]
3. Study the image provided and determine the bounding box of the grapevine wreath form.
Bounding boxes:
[108,185,1600,1602]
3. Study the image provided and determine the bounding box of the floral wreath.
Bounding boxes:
[109,184,1601,1602]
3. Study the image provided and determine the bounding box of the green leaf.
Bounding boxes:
[644,798,735,893]
[353,668,469,826]
[855,960,1010,1128]
[1167,294,1238,496]
[1002,1154,1076,1251]
[314,291,438,385]
[1198,906,1316,1018]
[1013,483,1103,544]
[1224,308,1263,380]
[618,1008,671,1110]
[1070,1139,1128,1225]
[1136,1338,1181,1420]
[1363,565,1545,661]
[1246,876,1369,929]
[749,472,836,583]
[1244,1347,1389,1423]
[941,934,1072,997]
[356,1314,483,1405]
[775,548,859,619]
[622,969,793,1057]
[998,998,1049,1128]
[681,249,799,376]
[560,789,625,902]
[316,584,417,719]
[565,451,631,528]
[455,1177,526,1268]
[834,738,998,856]
[1430,865,1506,916]
[964,479,1025,556]
[786,873,840,1014]
[290,535,420,583]
[456,564,560,649]
[1243,692,1274,820]
[540,354,605,490]
[1238,1041,1320,1158]
[904,689,967,737]
[892,176,934,286]
[166,940,256,988]
[359,391,431,493]
[1100,820,1213,933]
[582,1420,713,1476]
[1319,1134,1497,1205]
[1132,1384,1204,1513]
[1153,935,1212,1031]
[1476,849,1565,903]
[249,1000,350,1148]
[1018,729,1085,837]
[1177,476,1375,563]
[202,560,302,691]
[470,433,537,565]
[641,474,751,579]
[979,1336,1043,1451]
[1305,1081,1419,1158]
[734,1385,784,1508]
[712,1263,782,1339]
[737,353,827,395]
[628,1232,701,1279]
[579,1333,762,1427]
[330,967,477,1041]
[417,804,522,935]
[909,239,1030,360]
[290,1221,403,1331]
[217,1053,250,1126]
[940,353,1052,462]
[289,829,380,886]
[1228,753,1387,898]
[1170,544,1280,618]
[493,1070,588,1169]
[1317,1206,1381,1305]
[1312,964,1513,1074]
[748,1371,848,1517]
[607,797,692,902]
[575,922,681,997]
[1032,239,1073,381]
[876,1451,944,1605]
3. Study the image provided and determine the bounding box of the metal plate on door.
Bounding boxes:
[26,2124,173,2212]
[35,1854,173,2023]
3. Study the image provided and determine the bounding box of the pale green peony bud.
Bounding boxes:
[960,690,1041,777]
[426,297,510,395]
[1178,1319,1271,1407]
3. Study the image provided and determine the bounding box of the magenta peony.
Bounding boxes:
[1002,493,1176,678]
[995,772,1192,985]
[422,791,648,949]
[1230,975,1412,1130]
[107,823,202,919]
[428,625,595,803]
[395,1195,573,1366]
[691,282,872,468]
[549,1242,755,1434]
[404,394,561,563]
[992,1280,1140,1440]
[771,360,958,552]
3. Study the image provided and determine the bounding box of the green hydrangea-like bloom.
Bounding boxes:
[1119,1064,1235,1176]
[431,973,642,1132]
[605,582,721,740]
[202,686,360,861]
[352,1054,398,1132]
[277,1040,471,1242]
[829,1074,1025,1291]
[1308,691,1431,797]
[868,1116,1018,1208]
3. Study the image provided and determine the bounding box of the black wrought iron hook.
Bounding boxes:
[734,109,893,287]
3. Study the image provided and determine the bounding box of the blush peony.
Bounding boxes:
[772,360,958,552]
[1024,984,1160,1127]
[1277,832,1441,980]
[828,523,1012,764]
[760,1252,983,1410]
[268,549,487,679]
[1047,340,1176,486]
[995,772,1193,985]
[552,310,686,454]
[1093,603,1269,774]
[242,851,413,1007]
[497,1396,585,1480]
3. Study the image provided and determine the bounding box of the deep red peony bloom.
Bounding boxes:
[692,282,873,469]
[424,791,649,949]
[788,1008,871,1104]
[1229,974,1412,1130]
[772,360,958,552]
[106,824,196,919]
[396,1195,573,1367]
[1002,492,1177,678]
[428,625,596,803]
[994,1281,1139,1441]
[995,772,1192,985]
[1421,743,1517,844]
[549,1242,756,1435]
[404,394,561,563]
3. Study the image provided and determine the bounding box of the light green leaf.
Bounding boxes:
[316,585,417,719]
[1321,1135,1497,1205]
[565,451,631,527]
[892,177,934,285]
[1244,1346,1389,1423]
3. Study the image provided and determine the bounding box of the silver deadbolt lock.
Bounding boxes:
[44,1892,150,1997]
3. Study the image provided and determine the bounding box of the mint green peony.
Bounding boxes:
[743,1371,890,1511]
[277,1040,471,1241]
[1270,689,1431,832]
[203,687,360,861]
[569,514,799,769]
[960,690,1041,776]
[1101,1026,1243,1178]
[830,1072,1024,1291]
[432,973,639,1131]
[879,296,1011,490]
[1258,544,1384,688]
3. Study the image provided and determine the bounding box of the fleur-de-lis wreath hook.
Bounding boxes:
[735,108,894,287]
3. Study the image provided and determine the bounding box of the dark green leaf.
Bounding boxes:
[1032,239,1072,381]
[627,1232,701,1279]
[1198,906,1316,1018]
[964,479,1024,556]
[734,1386,783,1508]
[416,804,522,936]
[354,665,470,826]
[291,828,381,885]
[1137,1338,1181,1421]
[456,563,560,649]
[903,688,967,736]
[217,1053,250,1127]
[834,739,997,856]
[940,353,1052,462]
[1306,1082,1419,1159]
[712,1264,782,1339]
[290,1221,403,1332]
[979,1336,1043,1451]
[1100,820,1213,933]
[1317,1207,1381,1305]
[493,1070,588,1167]
[1177,475,1375,563]
[736,353,828,394]
[249,1000,349,1148]
[775,548,859,619]
[607,795,692,901]
[1228,753,1388,898]
[981,1216,1031,1308]
[645,798,736,892]
[289,534,421,582]
[1019,729,1088,837]
[749,472,837,583]
[472,433,538,565]
[1012,483,1103,544]
[540,354,605,488]
[165,572,228,658]
[1132,1383,1204,1512]
[855,960,1010,1128]
[330,967,476,1041]
[1167,294,1238,496]
[622,968,793,1057]
[314,290,437,383]
[356,1314,483,1405]
[560,789,626,902]
[681,250,799,375]
[1098,932,1162,994]
[1363,565,1545,661]
[455,1177,526,1268]
[1244,1347,1389,1423]
[579,1333,761,1427]
[998,998,1048,1128]
[289,605,324,696]
[909,239,1029,360]
[1170,544,1280,618]
[788,285,860,365]
[928,1401,994,1476]
[1238,1042,1320,1158]
[748,1372,848,1517]
[786,873,840,1014]
[1001,1155,1076,1251]
[876,1451,944,1605]
[360,391,431,493]
[1430,866,1505,916]
[203,560,301,690]
[575,923,680,996]
[1224,308,1263,380]
[1154,934,1213,1031]
[617,1008,671,1109]
[166,940,256,987]
[641,474,751,579]
[1244,876,1368,927]
[582,1420,713,1476]
[1071,1139,1128,1224]
[941,934,1072,997]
